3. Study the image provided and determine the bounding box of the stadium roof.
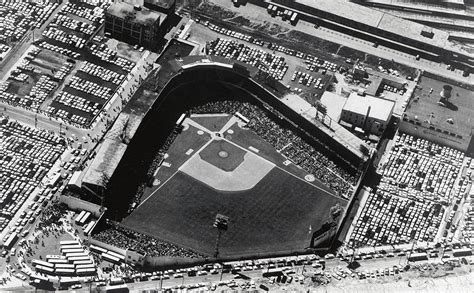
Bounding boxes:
[107,2,165,26]
[343,92,394,121]
[293,0,471,56]
[68,171,84,189]
[82,139,127,187]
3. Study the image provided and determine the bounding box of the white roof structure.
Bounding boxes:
[343,92,394,122]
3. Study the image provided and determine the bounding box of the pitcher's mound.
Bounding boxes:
[199,139,245,172]
[182,145,274,192]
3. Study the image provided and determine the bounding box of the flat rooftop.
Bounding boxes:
[293,0,472,57]
[344,92,394,121]
[401,74,474,151]
[83,138,128,187]
[107,2,165,26]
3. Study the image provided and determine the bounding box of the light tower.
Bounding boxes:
[213,214,229,258]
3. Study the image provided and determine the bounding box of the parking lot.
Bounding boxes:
[0,1,59,48]
[349,133,470,247]
[188,20,343,103]
[0,117,65,238]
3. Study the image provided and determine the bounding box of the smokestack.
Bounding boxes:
[363,105,371,131]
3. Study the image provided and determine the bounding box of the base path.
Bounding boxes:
[181,151,274,192]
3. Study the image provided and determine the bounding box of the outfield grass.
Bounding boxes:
[190,115,231,132]
[199,139,246,171]
[123,168,345,258]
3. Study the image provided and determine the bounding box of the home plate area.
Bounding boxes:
[181,138,274,192]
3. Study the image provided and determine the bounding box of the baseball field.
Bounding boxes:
[122,114,346,257]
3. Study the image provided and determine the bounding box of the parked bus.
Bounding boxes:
[3,233,18,249]
[55,268,75,276]
[35,265,55,274]
[60,244,82,250]
[54,264,75,269]
[83,221,95,236]
[73,260,93,266]
[74,211,86,224]
[60,240,79,246]
[76,268,96,276]
[89,245,107,254]
[32,260,54,269]
[48,259,69,264]
[65,252,89,258]
[453,248,472,257]
[107,251,125,261]
[408,252,428,262]
[68,256,91,262]
[46,255,65,260]
[262,268,283,277]
[75,264,95,270]
[102,253,120,264]
[62,248,85,254]
[78,212,91,226]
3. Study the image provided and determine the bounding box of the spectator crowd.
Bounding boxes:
[189,100,358,197]
[93,222,204,258]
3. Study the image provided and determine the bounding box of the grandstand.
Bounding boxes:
[98,55,370,259]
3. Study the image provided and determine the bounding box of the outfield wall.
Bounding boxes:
[104,57,367,259]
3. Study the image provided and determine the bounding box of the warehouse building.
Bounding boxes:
[105,2,168,50]
[340,92,394,136]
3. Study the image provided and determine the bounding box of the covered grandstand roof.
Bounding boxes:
[82,139,127,187]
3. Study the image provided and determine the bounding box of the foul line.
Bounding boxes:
[223,137,347,202]
[138,133,215,208]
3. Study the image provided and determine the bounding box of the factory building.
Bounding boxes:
[340,92,394,136]
[105,2,168,51]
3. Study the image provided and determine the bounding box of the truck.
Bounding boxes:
[262,268,283,278]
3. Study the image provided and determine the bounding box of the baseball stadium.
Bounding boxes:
[98,56,369,259]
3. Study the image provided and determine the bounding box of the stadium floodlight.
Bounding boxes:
[213,214,229,258]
